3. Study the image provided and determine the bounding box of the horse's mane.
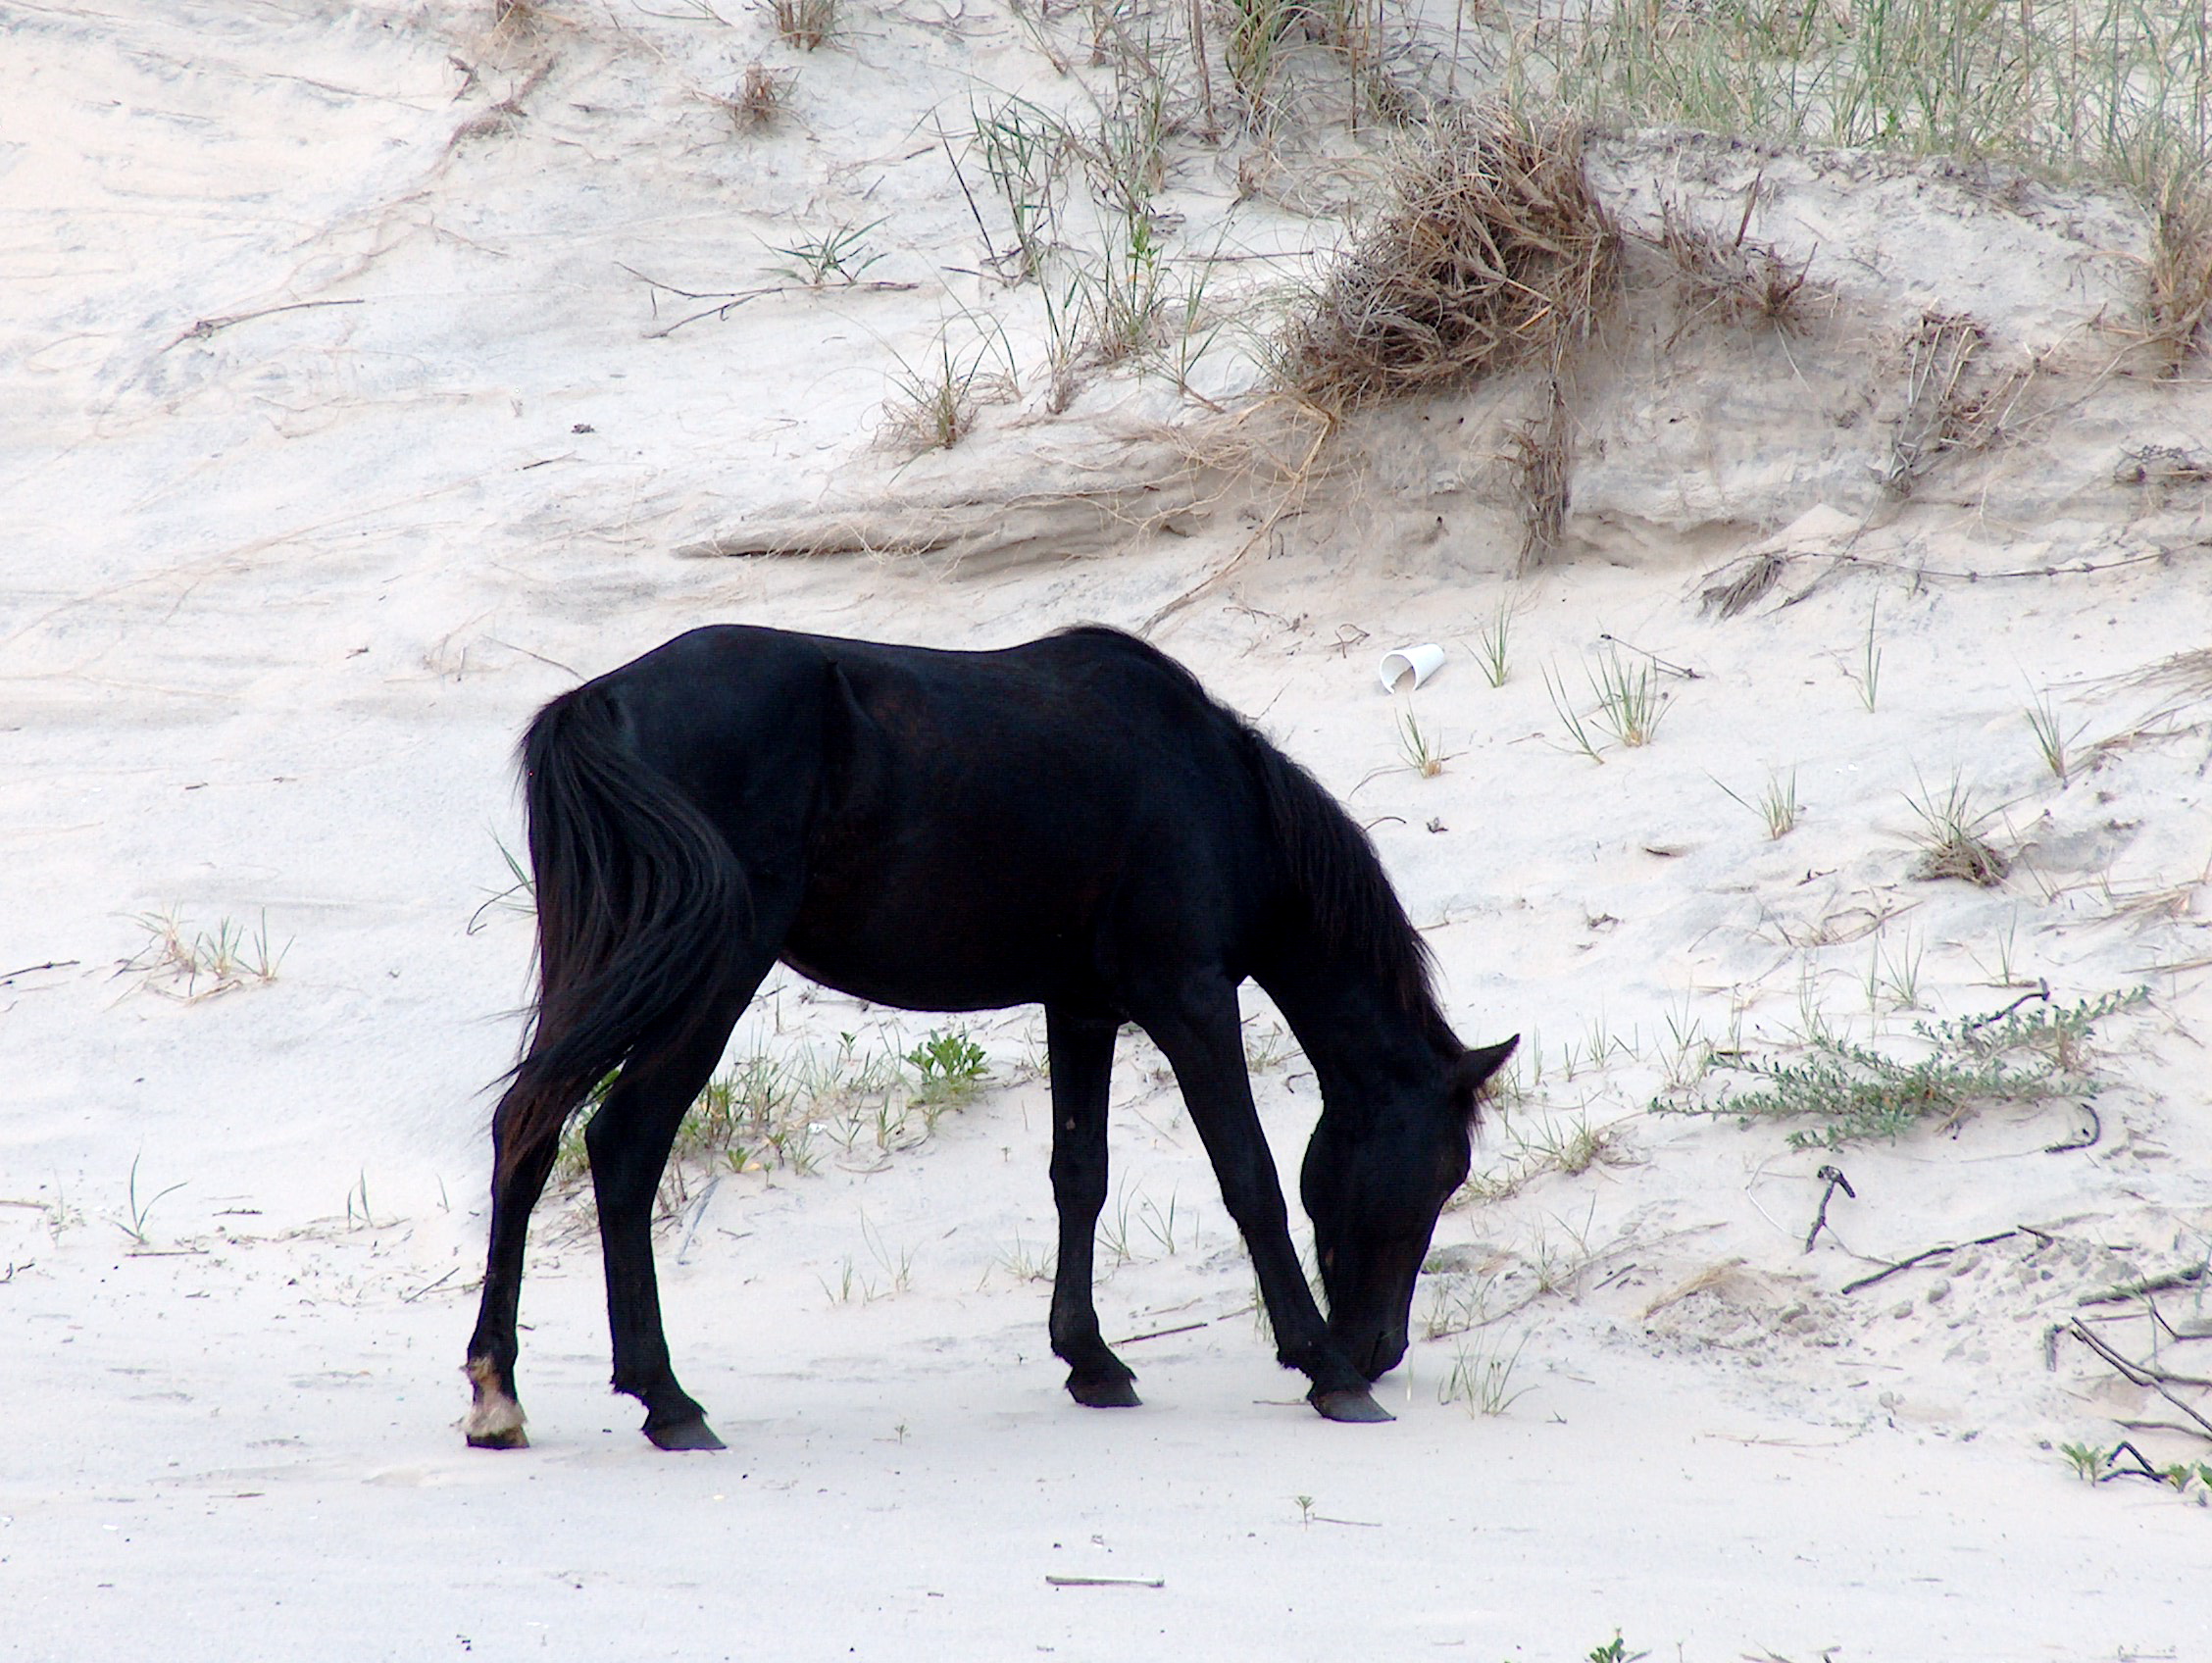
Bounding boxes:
[1056,627,1452,1044]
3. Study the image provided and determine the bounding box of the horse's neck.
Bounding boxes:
[1252,940,1447,1115]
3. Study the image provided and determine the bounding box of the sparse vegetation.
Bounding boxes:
[906,1028,989,1105]
[555,1026,990,1188]
[1656,196,1817,338]
[1714,768,1799,839]
[1587,647,1667,748]
[1454,1113,1627,1207]
[1853,598,1884,712]
[1654,987,2145,1150]
[1473,599,1512,688]
[1437,1330,1531,1417]
[2026,689,2086,784]
[767,0,834,51]
[1514,0,2212,370]
[127,907,286,1000]
[1904,770,2010,886]
[772,221,883,288]
[730,61,792,129]
[1395,708,1446,778]
[880,317,1016,452]
[116,1154,185,1248]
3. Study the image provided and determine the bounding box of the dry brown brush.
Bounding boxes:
[1278,107,1620,413]
[1656,196,1815,342]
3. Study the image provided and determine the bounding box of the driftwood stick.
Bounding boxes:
[1803,1164,1854,1253]
[2068,1320,2212,1441]
[1045,1575,1165,1588]
[2080,1263,2207,1305]
[1840,1228,2021,1294]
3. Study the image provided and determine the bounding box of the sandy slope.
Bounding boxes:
[4,3,2210,1658]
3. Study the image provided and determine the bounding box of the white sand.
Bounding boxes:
[5,5,2210,1658]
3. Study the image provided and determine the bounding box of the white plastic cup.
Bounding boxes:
[1378,641,1446,694]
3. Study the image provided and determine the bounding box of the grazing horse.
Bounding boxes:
[464,625,1515,1451]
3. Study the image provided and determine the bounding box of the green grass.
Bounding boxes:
[1513,1,2211,196]
[1654,987,2144,1149]
[555,1025,990,1185]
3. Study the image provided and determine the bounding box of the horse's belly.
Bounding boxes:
[778,908,1079,1015]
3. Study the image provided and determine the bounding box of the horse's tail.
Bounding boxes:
[491,686,749,1184]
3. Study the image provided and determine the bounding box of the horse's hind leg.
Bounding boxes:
[1045,1007,1138,1408]
[584,985,753,1451]
[464,1101,562,1448]
[1134,976,1389,1424]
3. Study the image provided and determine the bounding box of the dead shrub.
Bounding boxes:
[731,61,794,129]
[767,0,835,51]
[1656,196,1815,342]
[1882,310,2030,496]
[1278,107,1620,413]
[1505,378,1571,568]
[2145,181,2212,376]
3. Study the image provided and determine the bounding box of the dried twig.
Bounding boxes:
[2080,1264,2208,1306]
[2068,1319,2212,1440]
[1840,1228,2025,1295]
[165,298,365,351]
[1803,1164,1854,1253]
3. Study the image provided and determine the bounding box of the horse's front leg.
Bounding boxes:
[1136,977,1390,1424]
[1044,1007,1138,1408]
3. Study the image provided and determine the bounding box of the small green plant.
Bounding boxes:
[881,317,1015,452]
[771,220,883,287]
[1588,648,1668,747]
[906,1028,987,1104]
[1542,663,1608,765]
[767,0,834,50]
[1083,210,1170,365]
[2059,1439,2109,1481]
[1243,1020,1293,1072]
[1396,708,1447,777]
[344,1169,378,1230]
[1462,1110,1627,1205]
[1854,599,1884,711]
[1904,769,2009,885]
[1293,1492,1315,1525]
[1420,1270,1495,1337]
[1473,599,1512,688]
[130,907,287,998]
[2026,690,2086,785]
[1865,926,1924,1012]
[992,1234,1055,1285]
[467,834,535,933]
[118,1154,185,1247]
[1438,1331,1531,1416]
[1136,1189,1183,1257]
[1586,1633,1646,1663]
[1544,650,1668,760]
[1655,987,2146,1149]
[1714,768,1798,838]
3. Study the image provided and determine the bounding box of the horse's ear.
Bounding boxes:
[1452,1036,1520,1121]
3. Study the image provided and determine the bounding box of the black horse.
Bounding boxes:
[464,625,1515,1450]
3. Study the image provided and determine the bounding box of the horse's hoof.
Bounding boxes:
[645,1415,727,1452]
[465,1425,529,1450]
[1069,1375,1142,1409]
[1311,1387,1394,1424]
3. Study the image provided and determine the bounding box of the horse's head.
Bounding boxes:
[1299,1035,1517,1381]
